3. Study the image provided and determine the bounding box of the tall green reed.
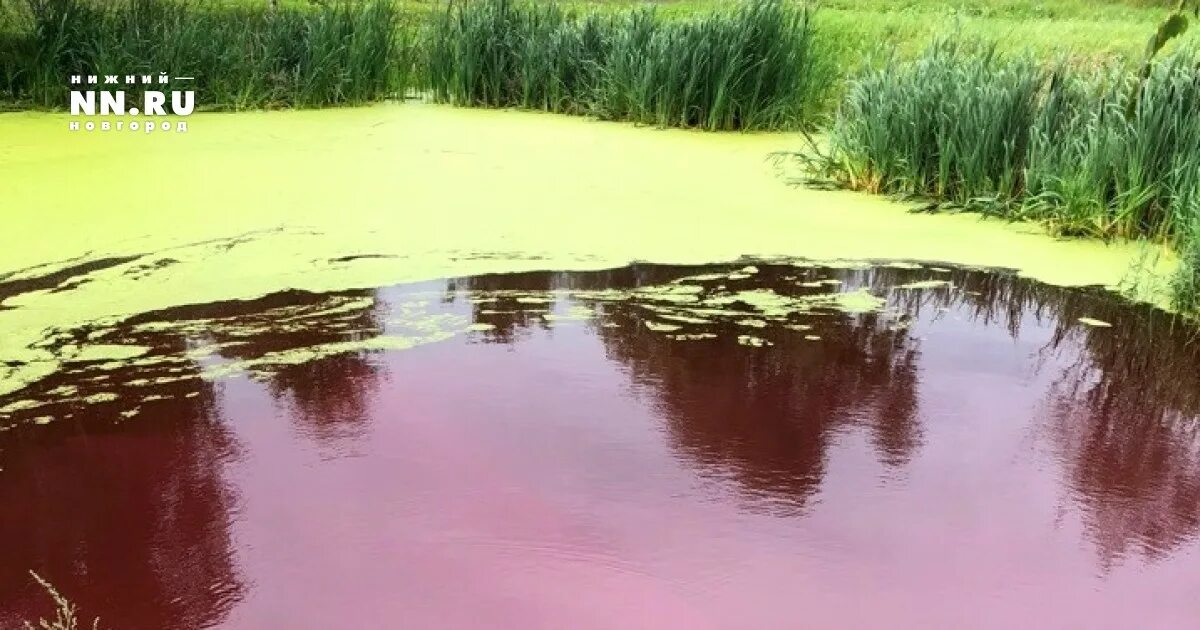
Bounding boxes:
[813,39,1043,206]
[1171,219,1200,312]
[425,0,609,114]
[1022,52,1200,241]
[810,36,1200,314]
[0,0,411,110]
[424,0,835,131]
[594,0,832,130]
[814,37,1200,239]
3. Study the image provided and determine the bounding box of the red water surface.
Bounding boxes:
[1,264,1199,629]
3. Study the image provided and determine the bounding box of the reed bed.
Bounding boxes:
[424,0,836,130]
[814,40,1044,205]
[0,0,411,110]
[815,38,1200,239]
[4,0,1200,315]
[1172,222,1200,312]
[806,38,1200,310]
[424,0,610,114]
[1022,51,1200,242]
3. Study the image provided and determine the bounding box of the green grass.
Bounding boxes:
[552,0,1193,65]
[811,37,1200,238]
[1172,221,1200,312]
[424,0,835,130]
[424,0,610,114]
[0,0,412,110]
[810,39,1044,205]
[1024,51,1200,241]
[4,0,1200,315]
[804,29,1200,312]
[2,0,1188,114]
[815,0,1188,62]
[415,0,1194,128]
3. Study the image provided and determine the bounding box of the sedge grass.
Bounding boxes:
[424,0,836,131]
[813,39,1043,206]
[808,36,1200,314]
[0,0,412,110]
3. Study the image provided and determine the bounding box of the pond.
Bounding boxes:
[1,260,1197,628]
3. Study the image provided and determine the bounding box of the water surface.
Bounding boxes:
[1,261,1198,629]
[0,104,1173,400]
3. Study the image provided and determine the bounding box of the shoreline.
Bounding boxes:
[0,102,1179,397]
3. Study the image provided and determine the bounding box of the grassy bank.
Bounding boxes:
[791,1,1200,315]
[804,27,1200,310]
[1,0,1188,116]
[425,0,835,130]
[3,0,1200,314]
[806,0,1189,65]
[556,0,1192,64]
[0,0,841,127]
[0,0,411,110]
[418,0,1189,129]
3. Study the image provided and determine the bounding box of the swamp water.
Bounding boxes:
[1,260,1198,629]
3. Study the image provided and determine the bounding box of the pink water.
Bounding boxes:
[2,263,1199,629]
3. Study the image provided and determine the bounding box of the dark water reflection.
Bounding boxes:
[593,290,922,516]
[1,261,1199,628]
[0,379,241,629]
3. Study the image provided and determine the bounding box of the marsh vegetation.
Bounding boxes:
[3,0,1200,314]
[803,2,1200,311]
[805,40,1200,241]
[425,0,834,130]
[0,0,410,109]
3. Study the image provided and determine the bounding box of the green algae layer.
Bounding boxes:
[0,103,1177,399]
